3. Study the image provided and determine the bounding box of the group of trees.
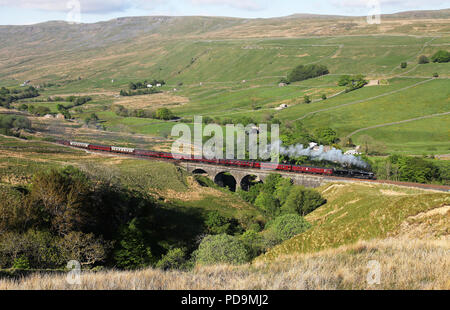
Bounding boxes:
[113,105,176,120]
[128,80,166,90]
[430,50,450,63]
[0,114,31,136]
[280,121,338,147]
[338,75,368,92]
[286,64,329,83]
[418,50,450,65]
[240,174,326,220]
[0,86,39,108]
[0,166,162,270]
[371,155,445,184]
[0,165,327,271]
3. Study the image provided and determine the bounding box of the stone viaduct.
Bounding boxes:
[177,162,332,191]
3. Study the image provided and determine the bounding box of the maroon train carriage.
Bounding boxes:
[57,140,374,179]
[88,144,112,152]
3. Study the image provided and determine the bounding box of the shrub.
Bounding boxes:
[156,248,186,270]
[266,214,311,242]
[418,55,429,64]
[304,95,311,104]
[400,62,407,68]
[339,75,368,92]
[433,72,439,78]
[12,256,30,270]
[196,234,250,265]
[321,94,327,100]
[239,230,264,259]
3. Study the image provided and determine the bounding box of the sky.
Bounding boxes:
[0,0,448,25]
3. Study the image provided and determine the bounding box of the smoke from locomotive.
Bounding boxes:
[272,141,369,169]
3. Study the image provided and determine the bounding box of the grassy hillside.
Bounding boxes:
[260,182,449,261]
[0,11,449,156]
[1,238,448,289]
[0,135,258,220]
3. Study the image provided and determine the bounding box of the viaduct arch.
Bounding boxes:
[181,162,326,191]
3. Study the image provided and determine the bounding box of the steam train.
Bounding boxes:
[57,140,376,180]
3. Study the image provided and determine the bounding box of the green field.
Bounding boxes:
[0,16,449,156]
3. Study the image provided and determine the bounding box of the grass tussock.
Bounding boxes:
[1,238,448,290]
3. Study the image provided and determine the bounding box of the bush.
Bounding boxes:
[204,211,241,235]
[239,230,264,259]
[339,75,368,92]
[400,62,407,68]
[156,248,186,270]
[304,95,311,104]
[418,55,429,64]
[266,214,311,242]
[433,72,439,78]
[12,256,30,270]
[196,234,250,265]
[431,50,450,63]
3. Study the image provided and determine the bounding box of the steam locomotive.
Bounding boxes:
[57,140,376,180]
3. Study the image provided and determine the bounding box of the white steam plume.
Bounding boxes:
[271,141,369,169]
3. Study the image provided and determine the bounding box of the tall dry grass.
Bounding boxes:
[1,238,448,290]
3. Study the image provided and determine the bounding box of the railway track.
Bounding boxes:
[56,141,450,193]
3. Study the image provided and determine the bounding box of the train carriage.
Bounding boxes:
[111,146,135,154]
[57,140,375,180]
[88,144,111,152]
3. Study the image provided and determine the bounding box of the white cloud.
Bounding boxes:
[190,0,264,11]
[0,0,160,14]
[331,0,444,9]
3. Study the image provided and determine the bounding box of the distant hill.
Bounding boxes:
[0,9,448,83]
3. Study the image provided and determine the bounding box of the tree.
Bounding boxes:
[255,192,280,218]
[204,211,240,235]
[314,127,337,145]
[431,50,450,63]
[196,234,250,265]
[281,186,326,216]
[274,178,293,206]
[34,106,51,116]
[57,231,110,267]
[155,108,174,120]
[418,55,429,64]
[321,94,327,100]
[114,219,153,269]
[401,62,407,68]
[304,95,311,104]
[262,173,283,195]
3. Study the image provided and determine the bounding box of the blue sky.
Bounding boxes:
[0,0,448,25]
